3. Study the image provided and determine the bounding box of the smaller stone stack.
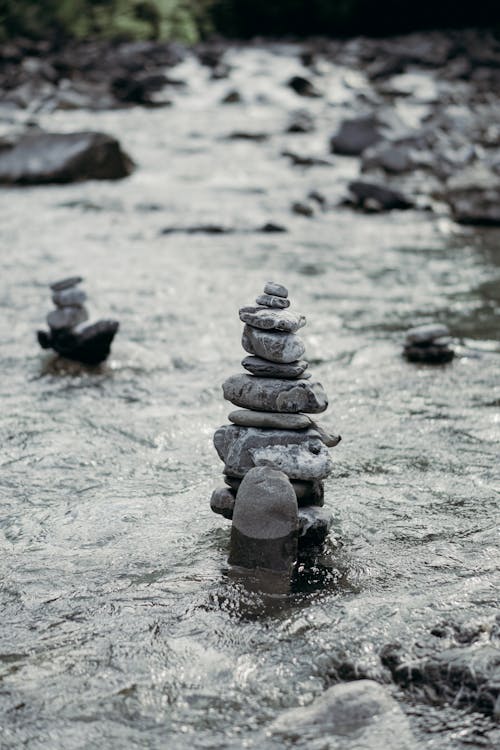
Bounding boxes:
[211,282,341,562]
[403,324,454,364]
[37,276,119,365]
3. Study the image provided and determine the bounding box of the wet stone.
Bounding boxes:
[242,325,305,363]
[50,276,83,292]
[404,344,455,364]
[224,475,325,507]
[298,506,333,545]
[52,288,87,308]
[47,306,88,330]
[229,467,298,573]
[228,409,312,430]
[255,293,290,309]
[210,486,235,520]
[405,323,450,343]
[222,374,328,413]
[214,424,330,479]
[251,442,333,481]
[239,305,305,333]
[242,355,309,379]
[264,281,288,298]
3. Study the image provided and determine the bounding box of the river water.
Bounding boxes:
[0,45,499,749]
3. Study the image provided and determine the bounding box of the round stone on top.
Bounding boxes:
[264,281,288,298]
[50,276,83,292]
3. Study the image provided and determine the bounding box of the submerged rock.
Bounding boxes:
[0,131,134,184]
[270,680,417,748]
[229,467,298,573]
[348,180,414,211]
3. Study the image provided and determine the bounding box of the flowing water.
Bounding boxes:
[0,45,499,749]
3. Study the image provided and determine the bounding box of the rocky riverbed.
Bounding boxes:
[0,29,499,750]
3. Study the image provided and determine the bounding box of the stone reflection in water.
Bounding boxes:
[211,282,342,588]
[37,276,119,366]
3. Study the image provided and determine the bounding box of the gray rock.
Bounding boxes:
[255,293,290,309]
[214,424,332,480]
[405,323,450,343]
[444,166,500,226]
[264,281,288,298]
[47,306,88,330]
[252,442,333,481]
[0,132,134,185]
[229,467,298,573]
[330,115,384,156]
[228,409,312,430]
[311,422,342,447]
[270,680,417,749]
[298,506,333,545]
[349,180,413,211]
[210,486,235,520]
[50,276,83,292]
[239,305,306,333]
[403,344,454,365]
[242,325,305,363]
[52,288,87,307]
[242,355,309,379]
[225,475,325,507]
[222,374,328,413]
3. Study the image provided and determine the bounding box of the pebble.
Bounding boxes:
[229,467,298,573]
[47,306,88,330]
[210,486,235,520]
[405,323,450,343]
[52,288,87,307]
[228,409,312,430]
[49,276,83,292]
[255,293,290,309]
[242,355,309,379]
[223,374,328,413]
[242,324,305,363]
[264,281,288,298]
[214,424,327,478]
[239,306,306,333]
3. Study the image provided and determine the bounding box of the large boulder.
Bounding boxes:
[0,131,134,185]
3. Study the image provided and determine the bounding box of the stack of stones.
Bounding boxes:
[211,281,341,562]
[403,324,454,364]
[37,276,119,365]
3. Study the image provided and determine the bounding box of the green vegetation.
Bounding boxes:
[0,0,214,42]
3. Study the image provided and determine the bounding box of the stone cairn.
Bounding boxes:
[403,323,454,364]
[211,281,341,580]
[37,276,119,365]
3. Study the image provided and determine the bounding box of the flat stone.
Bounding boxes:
[242,325,305,363]
[222,374,328,413]
[242,355,309,379]
[252,442,333,481]
[228,409,312,430]
[225,474,324,507]
[403,344,454,364]
[405,323,450,343]
[50,276,83,292]
[264,281,288,298]
[52,288,87,307]
[270,680,418,749]
[47,306,88,330]
[298,506,333,545]
[210,486,235,520]
[214,424,332,480]
[310,422,342,447]
[229,467,298,573]
[255,293,290,309]
[239,306,306,333]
